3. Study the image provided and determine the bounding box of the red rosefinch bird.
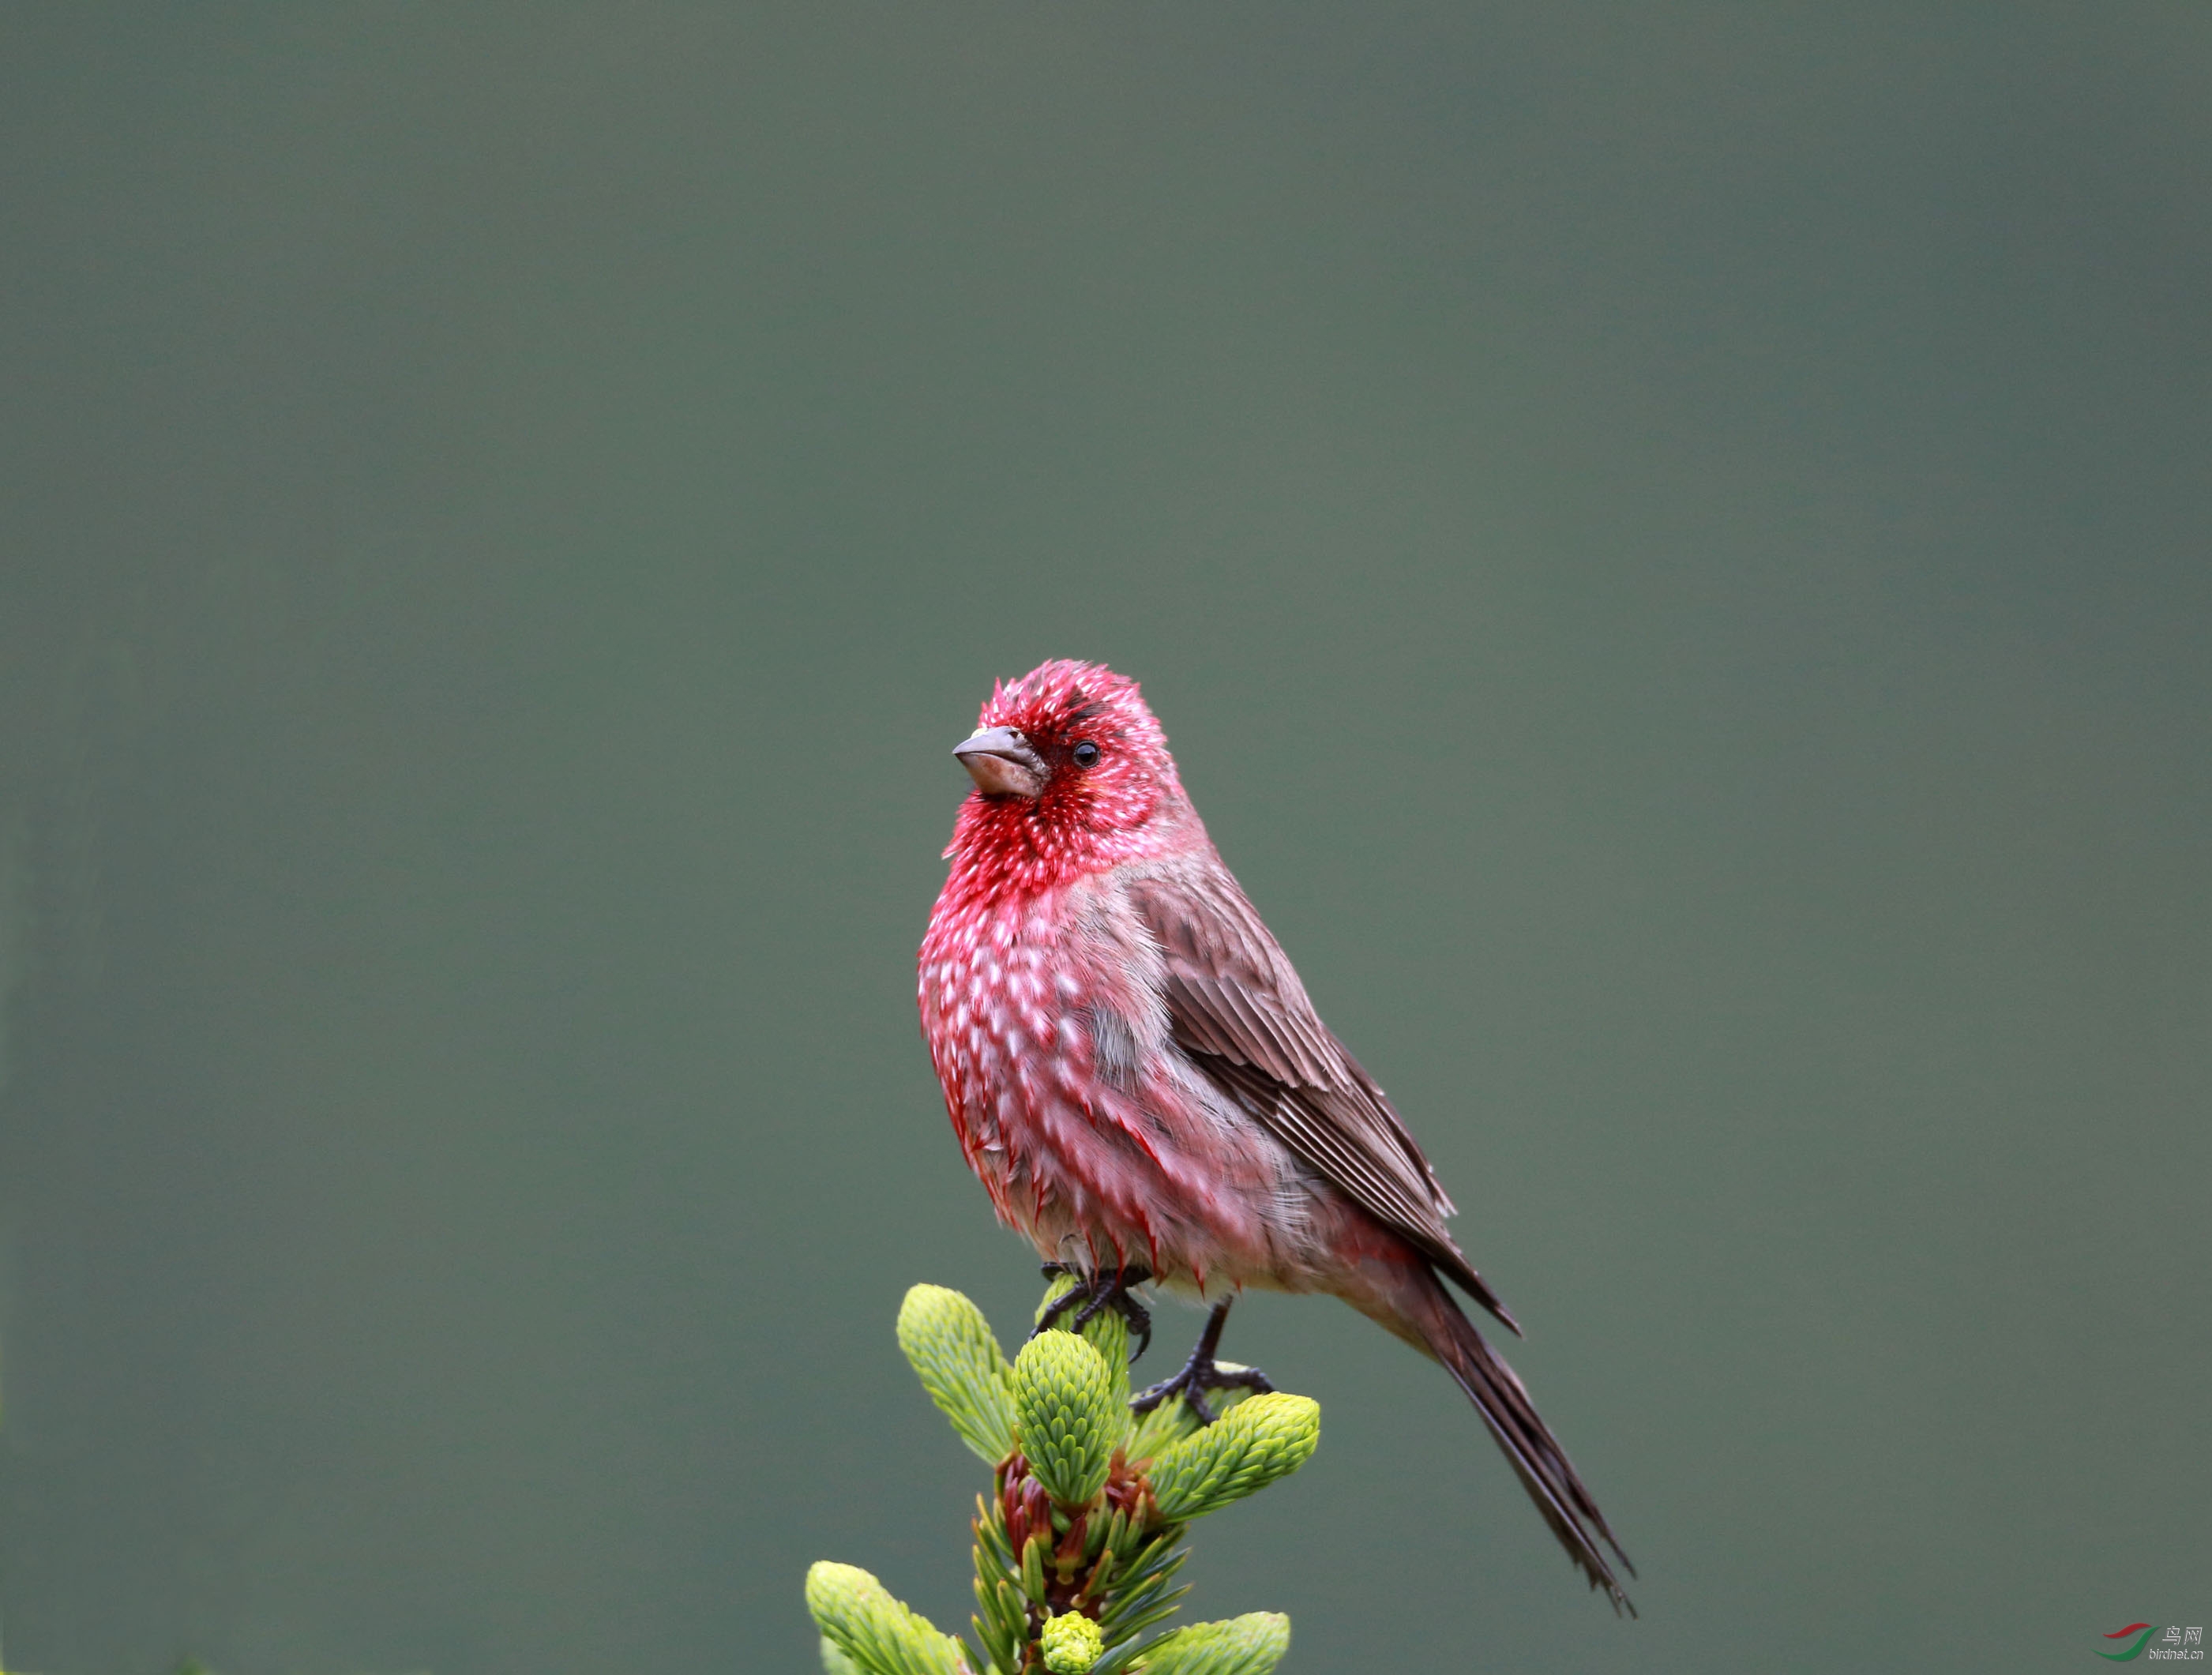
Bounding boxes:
[918,659,1632,1611]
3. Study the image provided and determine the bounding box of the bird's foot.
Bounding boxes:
[1034,1262,1154,1364]
[1129,1300,1274,1425]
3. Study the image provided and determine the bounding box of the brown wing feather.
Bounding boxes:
[1125,857,1519,1331]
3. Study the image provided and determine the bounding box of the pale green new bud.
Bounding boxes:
[1145,1394,1320,1522]
[806,1561,968,1675]
[1012,1330,1120,1507]
[899,1285,1016,1465]
[821,1638,862,1675]
[1132,1613,1291,1674]
[1039,1609,1105,1673]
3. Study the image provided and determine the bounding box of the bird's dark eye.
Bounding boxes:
[1070,741,1101,769]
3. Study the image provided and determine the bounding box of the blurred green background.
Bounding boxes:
[2,6,2207,1671]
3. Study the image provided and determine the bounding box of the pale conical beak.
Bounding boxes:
[952,727,1046,798]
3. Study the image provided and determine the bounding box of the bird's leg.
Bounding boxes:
[1129,1298,1275,1425]
[1033,1262,1155,1363]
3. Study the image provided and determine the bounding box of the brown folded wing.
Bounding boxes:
[1125,858,1518,1331]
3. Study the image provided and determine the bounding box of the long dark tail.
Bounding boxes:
[1400,1266,1636,1614]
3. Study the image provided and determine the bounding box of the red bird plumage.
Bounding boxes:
[917,659,1632,1610]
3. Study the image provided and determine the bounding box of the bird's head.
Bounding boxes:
[946,659,1188,877]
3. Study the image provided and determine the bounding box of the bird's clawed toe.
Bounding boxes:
[1128,1299,1271,1425]
[1034,1262,1154,1363]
